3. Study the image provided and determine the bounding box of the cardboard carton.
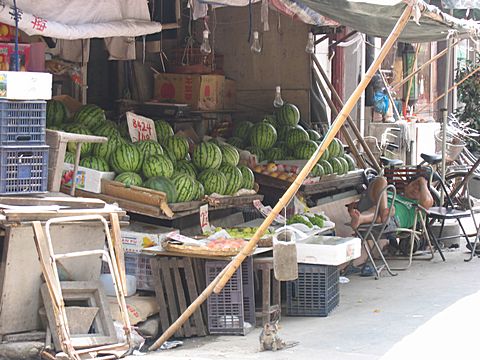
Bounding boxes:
[62,163,115,193]
[121,221,179,253]
[0,71,52,100]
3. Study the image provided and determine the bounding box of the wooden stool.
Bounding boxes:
[253,257,281,325]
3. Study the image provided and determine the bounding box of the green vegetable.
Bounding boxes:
[308,214,324,228]
[287,214,313,228]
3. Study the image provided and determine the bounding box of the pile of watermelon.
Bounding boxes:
[49,100,256,203]
[222,102,357,177]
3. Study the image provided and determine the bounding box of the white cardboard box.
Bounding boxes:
[296,235,361,266]
[62,163,115,193]
[0,71,52,100]
[121,221,179,253]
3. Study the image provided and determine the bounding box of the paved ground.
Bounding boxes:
[133,241,480,360]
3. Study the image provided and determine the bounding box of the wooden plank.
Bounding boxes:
[0,197,105,209]
[150,257,171,333]
[3,207,126,223]
[207,194,264,208]
[109,213,127,293]
[160,258,183,337]
[183,258,207,336]
[171,258,192,337]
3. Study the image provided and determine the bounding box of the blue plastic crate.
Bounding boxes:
[0,145,49,194]
[0,100,46,145]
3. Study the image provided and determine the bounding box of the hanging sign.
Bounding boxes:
[200,204,212,234]
[127,112,157,142]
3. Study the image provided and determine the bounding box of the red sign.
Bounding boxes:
[127,112,157,142]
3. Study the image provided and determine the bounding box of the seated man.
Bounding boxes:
[348,176,434,230]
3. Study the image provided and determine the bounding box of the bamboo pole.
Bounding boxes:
[147,3,414,352]
[312,55,382,172]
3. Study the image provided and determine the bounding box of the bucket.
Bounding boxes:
[273,228,298,281]
[434,130,465,162]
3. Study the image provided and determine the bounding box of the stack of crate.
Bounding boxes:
[0,99,49,194]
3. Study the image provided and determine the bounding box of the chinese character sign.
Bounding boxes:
[126,112,157,142]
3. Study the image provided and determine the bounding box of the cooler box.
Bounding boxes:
[296,235,361,266]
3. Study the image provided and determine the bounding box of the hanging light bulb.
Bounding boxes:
[305,32,315,54]
[273,86,284,108]
[200,30,211,55]
[250,31,262,54]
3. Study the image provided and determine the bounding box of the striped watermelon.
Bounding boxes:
[163,147,177,165]
[115,172,143,187]
[263,114,278,128]
[264,147,286,161]
[143,176,177,203]
[163,135,189,161]
[142,155,174,178]
[245,146,264,162]
[175,159,197,178]
[311,164,324,177]
[329,157,345,175]
[137,140,164,158]
[193,142,223,170]
[328,138,343,158]
[320,148,330,161]
[233,121,253,138]
[192,180,205,200]
[110,143,143,173]
[276,103,300,126]
[79,156,110,172]
[286,127,309,149]
[66,125,93,157]
[155,120,174,143]
[320,159,333,174]
[64,152,75,164]
[46,100,67,128]
[277,126,295,141]
[73,104,106,130]
[307,129,322,141]
[227,137,244,149]
[198,169,227,195]
[249,122,277,150]
[336,138,345,157]
[338,157,349,174]
[219,164,243,195]
[208,138,221,146]
[294,140,318,160]
[172,174,196,202]
[239,165,254,189]
[92,136,125,162]
[220,144,240,166]
[93,120,121,138]
[118,120,130,140]
[344,154,356,171]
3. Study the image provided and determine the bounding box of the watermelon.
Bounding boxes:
[286,127,309,149]
[264,147,286,161]
[311,164,324,177]
[46,100,67,128]
[320,159,333,174]
[154,120,174,143]
[208,137,221,146]
[193,142,223,170]
[118,120,130,140]
[136,140,164,159]
[92,136,125,162]
[198,169,227,195]
[329,157,345,175]
[233,121,253,139]
[328,138,343,158]
[338,157,349,174]
[227,137,244,149]
[219,164,243,195]
[192,180,205,200]
[336,139,345,157]
[66,125,93,157]
[142,155,174,178]
[79,156,110,172]
[320,148,330,161]
[239,165,255,189]
[175,159,198,179]
[249,122,277,150]
[110,143,143,173]
[73,104,106,130]
[163,135,189,161]
[344,154,356,171]
[277,126,295,141]
[276,103,300,126]
[171,174,195,202]
[93,120,121,138]
[263,114,278,128]
[115,172,143,187]
[143,176,177,203]
[294,140,318,160]
[245,146,265,162]
[307,129,322,141]
[220,144,240,166]
[64,152,75,164]
[163,147,177,165]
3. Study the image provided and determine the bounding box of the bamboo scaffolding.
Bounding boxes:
[148,3,414,351]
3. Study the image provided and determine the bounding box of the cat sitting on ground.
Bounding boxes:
[259,321,299,351]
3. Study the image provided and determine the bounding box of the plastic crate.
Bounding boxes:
[286,264,339,317]
[102,253,154,292]
[205,257,255,335]
[0,100,46,145]
[0,145,48,194]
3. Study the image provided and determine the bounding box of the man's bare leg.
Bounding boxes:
[367,177,394,222]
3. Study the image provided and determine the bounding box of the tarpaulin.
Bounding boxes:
[442,0,480,8]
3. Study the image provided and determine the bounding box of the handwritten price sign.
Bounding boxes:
[200,204,211,234]
[127,112,157,142]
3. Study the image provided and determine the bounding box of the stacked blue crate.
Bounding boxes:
[0,100,49,194]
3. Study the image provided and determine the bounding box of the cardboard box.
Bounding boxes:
[223,78,236,109]
[296,235,361,266]
[62,163,115,193]
[154,73,225,111]
[0,71,52,100]
[121,221,179,253]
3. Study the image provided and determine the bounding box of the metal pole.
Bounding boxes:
[441,37,452,206]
